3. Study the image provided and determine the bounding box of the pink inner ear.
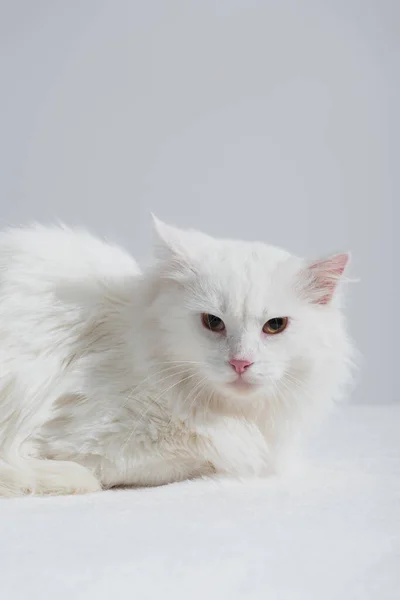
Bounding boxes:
[308,253,349,305]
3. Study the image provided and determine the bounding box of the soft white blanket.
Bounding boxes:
[1,406,399,600]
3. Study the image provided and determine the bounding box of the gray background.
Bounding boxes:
[0,1,397,403]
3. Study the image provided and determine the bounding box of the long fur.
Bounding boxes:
[0,219,354,496]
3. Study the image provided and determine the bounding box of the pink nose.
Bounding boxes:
[229,359,253,375]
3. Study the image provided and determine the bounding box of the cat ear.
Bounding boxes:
[151,214,191,261]
[151,214,213,262]
[151,215,212,280]
[303,253,350,305]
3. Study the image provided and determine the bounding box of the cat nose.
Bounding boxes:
[229,359,253,375]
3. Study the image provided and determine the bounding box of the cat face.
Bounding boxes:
[150,217,350,403]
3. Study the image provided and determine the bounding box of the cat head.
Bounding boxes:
[148,216,352,405]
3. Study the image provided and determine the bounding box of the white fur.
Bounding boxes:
[0,219,354,496]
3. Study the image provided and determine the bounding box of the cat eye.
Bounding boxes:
[201,313,225,332]
[263,317,288,335]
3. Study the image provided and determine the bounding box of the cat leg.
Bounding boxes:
[196,417,272,478]
[0,457,101,497]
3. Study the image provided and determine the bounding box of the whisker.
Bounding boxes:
[121,371,199,452]
[148,360,203,366]
[184,376,208,417]
[117,365,195,413]
[282,372,312,399]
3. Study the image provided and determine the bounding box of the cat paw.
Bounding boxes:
[33,460,102,495]
[0,459,102,497]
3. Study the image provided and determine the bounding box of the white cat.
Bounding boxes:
[0,217,353,496]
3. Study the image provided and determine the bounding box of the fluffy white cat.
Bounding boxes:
[0,217,353,496]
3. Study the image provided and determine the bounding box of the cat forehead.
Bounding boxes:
[203,239,291,268]
[188,241,301,315]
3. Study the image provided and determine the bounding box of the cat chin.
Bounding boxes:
[221,380,263,399]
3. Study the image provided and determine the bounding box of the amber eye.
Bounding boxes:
[201,313,225,332]
[263,317,288,335]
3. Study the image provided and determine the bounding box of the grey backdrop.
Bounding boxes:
[0,1,397,403]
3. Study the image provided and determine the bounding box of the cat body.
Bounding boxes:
[0,219,353,496]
